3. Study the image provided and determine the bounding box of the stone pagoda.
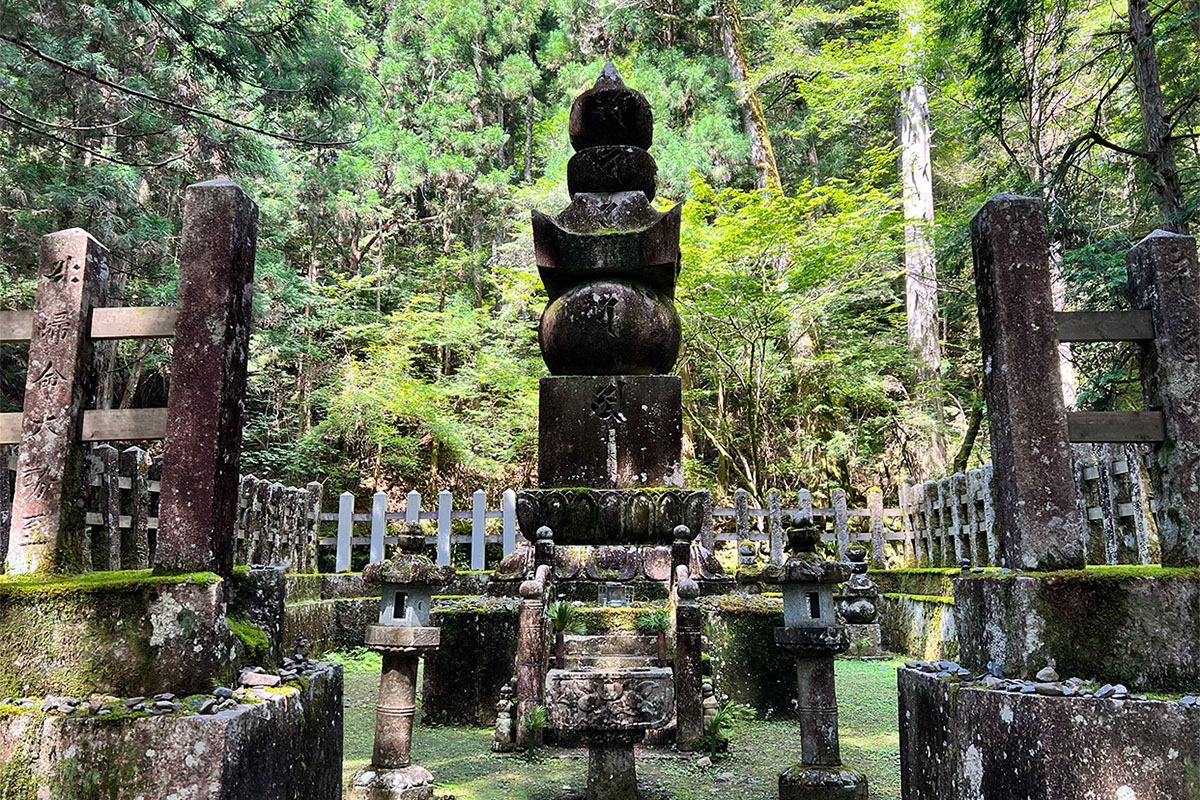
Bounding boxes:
[494,63,729,597]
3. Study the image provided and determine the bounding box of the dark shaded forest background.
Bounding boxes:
[2,0,1197,508]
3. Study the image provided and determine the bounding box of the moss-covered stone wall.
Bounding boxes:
[421,596,520,726]
[0,664,343,800]
[878,593,958,661]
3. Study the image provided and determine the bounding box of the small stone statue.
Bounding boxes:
[493,680,516,753]
[840,546,878,625]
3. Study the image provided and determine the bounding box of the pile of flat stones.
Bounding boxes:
[0,656,327,719]
[904,660,1198,705]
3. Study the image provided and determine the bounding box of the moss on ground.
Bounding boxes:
[336,654,903,800]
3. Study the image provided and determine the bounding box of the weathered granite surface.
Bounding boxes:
[954,571,1200,689]
[0,663,343,800]
[899,666,1200,800]
[0,570,236,697]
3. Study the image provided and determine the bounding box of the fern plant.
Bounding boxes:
[546,601,586,669]
[522,704,547,758]
[637,609,672,666]
[703,701,747,759]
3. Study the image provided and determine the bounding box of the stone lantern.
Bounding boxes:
[765,514,868,800]
[348,523,455,800]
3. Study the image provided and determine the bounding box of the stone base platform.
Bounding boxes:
[778,765,868,800]
[0,662,343,799]
[899,666,1200,800]
[0,569,240,697]
[954,569,1200,689]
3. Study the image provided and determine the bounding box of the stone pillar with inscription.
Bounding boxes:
[8,229,108,574]
[1127,231,1200,566]
[158,179,258,577]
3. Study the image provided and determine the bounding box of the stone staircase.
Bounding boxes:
[562,633,662,669]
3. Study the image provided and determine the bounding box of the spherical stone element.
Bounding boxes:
[840,597,877,624]
[539,280,680,375]
[567,146,657,201]
[569,62,653,151]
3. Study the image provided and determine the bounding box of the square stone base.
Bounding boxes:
[538,375,682,488]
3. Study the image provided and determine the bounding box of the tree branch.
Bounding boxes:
[0,34,360,147]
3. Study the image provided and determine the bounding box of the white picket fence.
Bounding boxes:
[316,487,907,572]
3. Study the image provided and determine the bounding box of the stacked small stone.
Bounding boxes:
[0,659,329,720]
[902,660,1165,701]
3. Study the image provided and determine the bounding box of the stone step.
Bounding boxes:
[563,653,662,669]
[562,634,660,657]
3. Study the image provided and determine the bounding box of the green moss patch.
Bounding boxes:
[228,617,270,664]
[0,569,222,600]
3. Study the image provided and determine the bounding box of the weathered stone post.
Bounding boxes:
[158,179,258,576]
[673,563,703,751]
[350,524,454,800]
[767,514,867,800]
[970,194,1084,570]
[514,563,551,751]
[8,229,109,573]
[1126,230,1200,566]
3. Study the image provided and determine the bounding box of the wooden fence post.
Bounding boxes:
[121,446,151,569]
[832,489,849,558]
[502,489,517,557]
[337,491,353,572]
[371,490,387,564]
[88,444,120,571]
[305,481,323,573]
[768,489,783,564]
[472,489,487,570]
[735,488,749,543]
[158,179,258,577]
[438,490,452,567]
[9,229,109,573]
[868,488,885,568]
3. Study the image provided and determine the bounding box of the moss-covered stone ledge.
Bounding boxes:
[0,663,343,800]
[954,566,1200,690]
[0,570,238,697]
[878,593,957,662]
[899,666,1200,800]
[869,568,959,598]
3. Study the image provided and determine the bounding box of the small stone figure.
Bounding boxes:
[348,524,454,800]
[493,679,516,753]
[765,514,868,800]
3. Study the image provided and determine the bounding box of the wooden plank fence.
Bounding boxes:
[1,445,322,573]
[318,486,908,572]
[900,444,1157,568]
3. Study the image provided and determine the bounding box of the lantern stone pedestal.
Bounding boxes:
[349,526,454,800]
[767,516,869,800]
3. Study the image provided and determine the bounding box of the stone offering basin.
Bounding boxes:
[545,666,674,732]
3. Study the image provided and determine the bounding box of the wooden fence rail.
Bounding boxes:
[317,486,907,572]
[1,446,321,573]
[900,444,1157,568]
